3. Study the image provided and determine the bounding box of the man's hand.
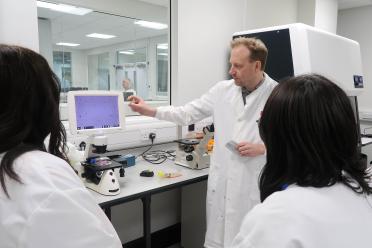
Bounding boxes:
[128,96,156,117]
[236,142,266,157]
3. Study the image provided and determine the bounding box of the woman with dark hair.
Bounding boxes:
[0,45,121,248]
[231,74,372,247]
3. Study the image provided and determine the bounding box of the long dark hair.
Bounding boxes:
[258,74,372,202]
[0,45,67,197]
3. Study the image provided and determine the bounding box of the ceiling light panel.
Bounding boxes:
[119,50,135,55]
[56,42,80,47]
[86,33,117,39]
[134,20,168,30]
[37,1,92,15]
[157,43,168,49]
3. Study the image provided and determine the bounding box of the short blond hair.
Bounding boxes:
[231,37,268,71]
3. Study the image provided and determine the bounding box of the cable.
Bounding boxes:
[113,132,176,164]
[136,140,154,159]
[135,135,176,164]
[142,149,176,164]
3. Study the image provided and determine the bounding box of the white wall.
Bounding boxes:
[172,0,246,105]
[0,0,39,51]
[314,0,338,33]
[337,6,372,113]
[297,0,338,33]
[245,0,298,30]
[297,0,316,26]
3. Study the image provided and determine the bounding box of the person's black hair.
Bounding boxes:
[0,44,67,197]
[258,73,372,201]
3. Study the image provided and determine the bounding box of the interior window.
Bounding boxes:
[53,50,72,91]
[88,52,111,90]
[116,47,148,99]
[37,0,170,115]
[156,43,168,96]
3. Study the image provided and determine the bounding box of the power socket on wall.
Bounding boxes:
[141,130,157,141]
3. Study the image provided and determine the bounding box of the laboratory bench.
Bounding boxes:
[89,142,209,248]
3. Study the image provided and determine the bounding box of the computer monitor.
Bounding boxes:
[68,91,125,135]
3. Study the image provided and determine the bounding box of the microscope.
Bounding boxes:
[80,134,125,196]
[175,124,214,169]
[67,90,127,196]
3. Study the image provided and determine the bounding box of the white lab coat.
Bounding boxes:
[231,183,372,248]
[156,73,277,247]
[0,151,122,248]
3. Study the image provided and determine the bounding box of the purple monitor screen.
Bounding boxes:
[75,95,120,130]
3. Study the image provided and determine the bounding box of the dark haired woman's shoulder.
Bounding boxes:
[263,184,346,206]
[13,150,84,191]
[256,183,371,222]
[4,151,122,247]
[2,150,88,221]
[233,184,372,247]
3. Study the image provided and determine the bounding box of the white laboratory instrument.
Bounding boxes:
[233,23,364,96]
[233,23,364,153]
[175,124,214,169]
[67,91,126,196]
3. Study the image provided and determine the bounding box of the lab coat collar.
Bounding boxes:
[241,73,266,94]
[232,74,270,118]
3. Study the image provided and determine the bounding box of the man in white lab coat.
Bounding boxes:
[129,37,277,247]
